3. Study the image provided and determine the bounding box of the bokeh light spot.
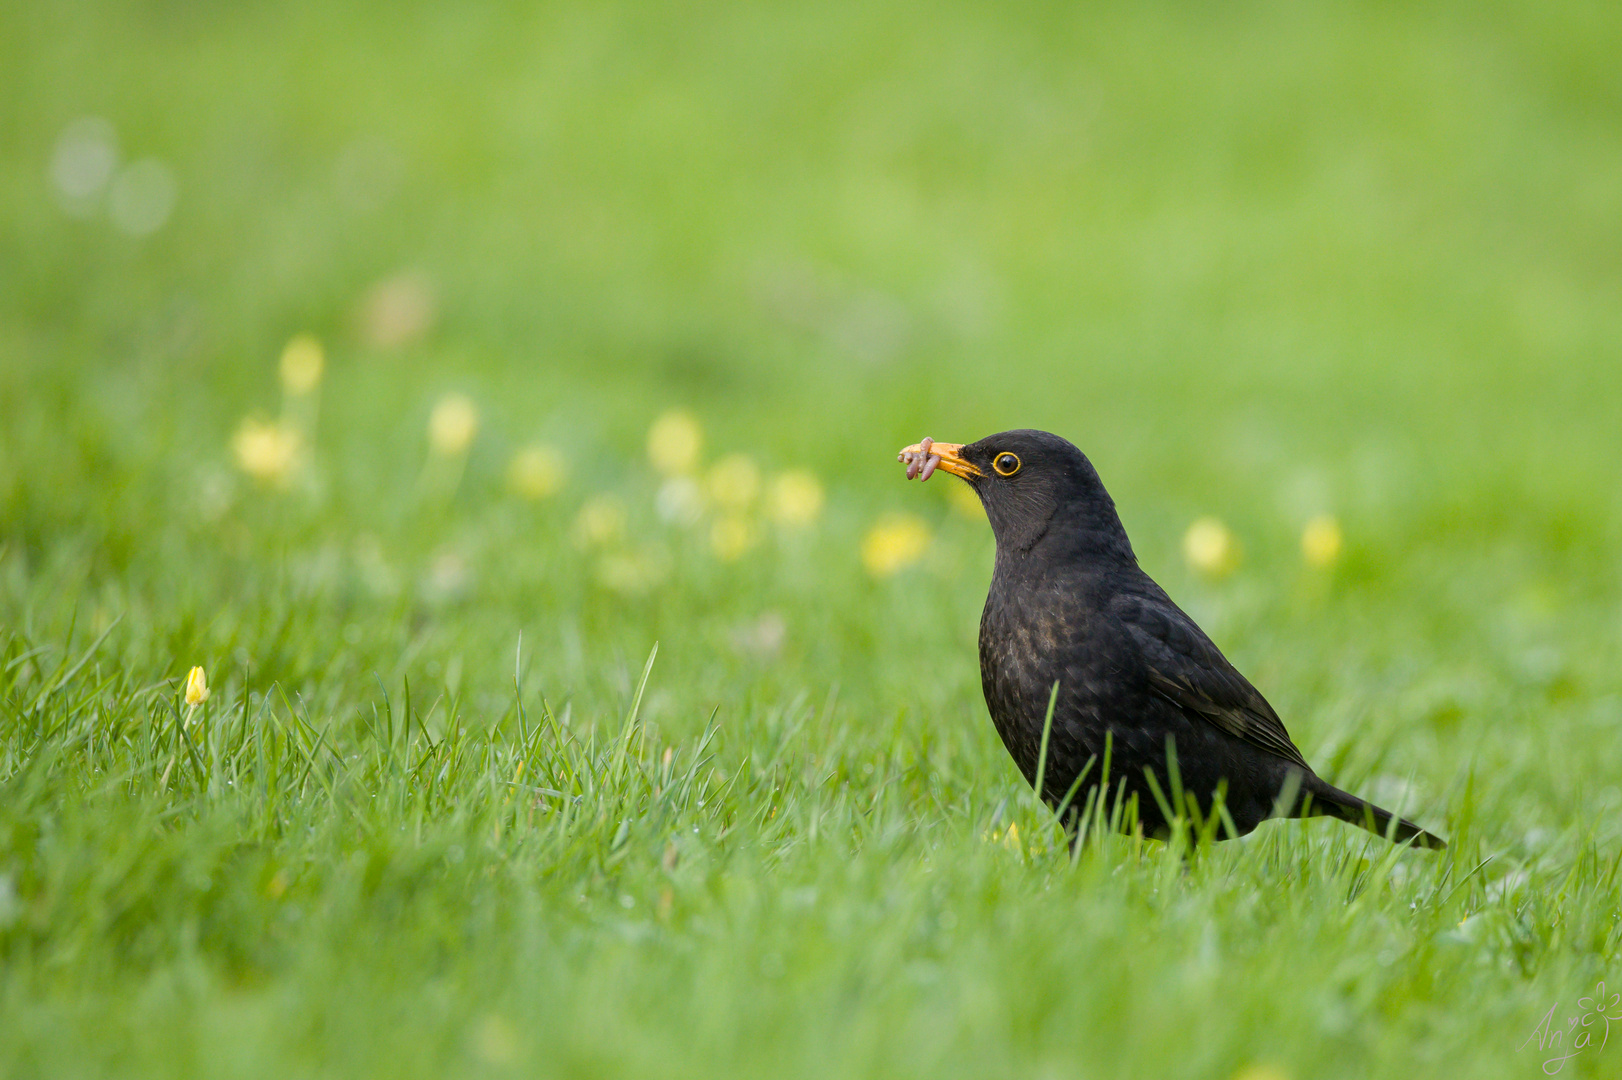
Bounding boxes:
[1183,516,1240,578]
[862,513,930,577]
[767,470,824,527]
[655,476,705,526]
[648,410,703,476]
[706,454,760,511]
[1301,514,1343,568]
[710,515,758,561]
[573,494,626,550]
[232,417,302,486]
[108,159,176,236]
[427,394,479,456]
[359,271,437,349]
[279,334,325,396]
[508,445,565,500]
[49,117,118,215]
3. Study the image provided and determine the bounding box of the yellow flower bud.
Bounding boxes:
[1002,822,1022,854]
[428,394,479,456]
[279,334,324,395]
[861,514,930,577]
[706,454,760,510]
[767,470,824,527]
[572,494,626,550]
[232,417,301,485]
[710,515,758,561]
[184,666,210,706]
[508,444,565,500]
[1301,514,1343,568]
[647,410,703,475]
[1183,516,1240,578]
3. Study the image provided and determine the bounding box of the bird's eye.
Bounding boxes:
[993,453,1021,476]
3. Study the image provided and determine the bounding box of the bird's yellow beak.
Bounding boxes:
[898,439,983,480]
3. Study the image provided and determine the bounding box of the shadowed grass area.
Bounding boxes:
[2,2,1620,1077]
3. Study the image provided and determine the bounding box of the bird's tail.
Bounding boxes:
[1304,780,1447,850]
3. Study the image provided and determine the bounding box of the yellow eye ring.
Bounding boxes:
[993,452,1021,476]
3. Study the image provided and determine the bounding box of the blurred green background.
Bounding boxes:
[3,2,1621,1078]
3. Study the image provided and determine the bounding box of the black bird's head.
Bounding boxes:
[898,429,1134,563]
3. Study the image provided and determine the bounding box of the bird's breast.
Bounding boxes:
[981,570,1096,672]
[977,569,1133,769]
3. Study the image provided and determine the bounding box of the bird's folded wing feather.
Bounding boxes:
[1112,591,1310,770]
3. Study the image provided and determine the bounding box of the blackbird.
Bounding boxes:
[898,429,1445,848]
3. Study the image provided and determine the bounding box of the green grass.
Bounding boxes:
[3,2,1622,1077]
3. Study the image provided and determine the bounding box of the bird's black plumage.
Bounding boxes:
[900,429,1445,848]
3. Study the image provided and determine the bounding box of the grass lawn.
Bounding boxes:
[3,2,1620,1077]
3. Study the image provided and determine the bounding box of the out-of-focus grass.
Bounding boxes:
[2,2,1620,1077]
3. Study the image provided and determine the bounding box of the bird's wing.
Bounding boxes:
[1112,589,1310,770]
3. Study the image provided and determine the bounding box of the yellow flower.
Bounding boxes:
[428,394,479,456]
[767,470,824,527]
[508,444,565,500]
[184,666,210,706]
[279,334,324,395]
[1004,822,1022,852]
[647,410,702,476]
[572,494,626,550]
[1183,516,1239,578]
[232,417,301,485]
[861,513,930,577]
[710,515,758,561]
[1301,514,1343,568]
[986,822,1023,855]
[706,454,759,510]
